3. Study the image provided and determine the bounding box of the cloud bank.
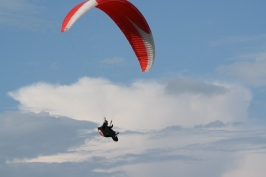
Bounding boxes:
[9,77,252,131]
[1,112,266,177]
[2,78,266,177]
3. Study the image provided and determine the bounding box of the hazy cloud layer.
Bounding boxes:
[210,35,266,46]
[0,0,49,30]
[0,112,96,164]
[222,153,266,177]
[217,53,266,87]
[100,57,125,65]
[9,77,252,130]
[165,78,227,95]
[1,112,266,177]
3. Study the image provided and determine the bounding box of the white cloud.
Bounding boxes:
[217,53,266,87]
[222,153,266,177]
[7,122,266,177]
[103,153,236,177]
[9,77,252,131]
[2,111,266,177]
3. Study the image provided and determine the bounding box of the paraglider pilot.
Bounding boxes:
[98,118,119,142]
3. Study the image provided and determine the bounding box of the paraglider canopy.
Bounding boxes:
[61,0,155,72]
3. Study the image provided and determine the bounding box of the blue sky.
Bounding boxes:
[1,0,266,176]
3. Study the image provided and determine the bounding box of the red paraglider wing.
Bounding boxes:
[96,0,154,72]
[61,0,155,72]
